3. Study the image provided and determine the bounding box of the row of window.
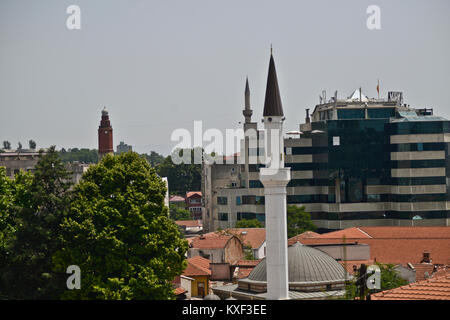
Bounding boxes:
[336,108,396,120]
[217,195,265,205]
[310,210,450,220]
[390,159,446,169]
[286,142,449,156]
[219,212,266,222]
[386,121,450,135]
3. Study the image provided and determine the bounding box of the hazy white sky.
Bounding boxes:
[1,0,449,155]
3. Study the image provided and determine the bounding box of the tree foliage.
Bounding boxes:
[141,151,165,167]
[29,140,37,149]
[169,204,192,221]
[235,219,263,228]
[155,149,201,194]
[2,141,11,150]
[58,148,99,164]
[53,152,188,300]
[286,205,316,239]
[0,146,72,299]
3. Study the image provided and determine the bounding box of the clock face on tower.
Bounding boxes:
[105,131,108,134]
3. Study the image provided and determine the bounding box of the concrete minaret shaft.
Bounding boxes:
[259,52,291,300]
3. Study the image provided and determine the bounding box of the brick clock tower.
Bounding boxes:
[98,107,113,158]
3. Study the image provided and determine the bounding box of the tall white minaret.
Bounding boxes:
[259,51,291,300]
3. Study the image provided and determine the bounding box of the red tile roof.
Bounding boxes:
[169,195,185,202]
[175,220,202,228]
[412,263,436,281]
[371,270,450,300]
[174,287,187,295]
[189,231,243,249]
[235,268,254,279]
[182,256,211,277]
[295,226,450,265]
[186,191,202,198]
[288,231,320,245]
[314,227,372,239]
[222,228,266,249]
[232,260,262,267]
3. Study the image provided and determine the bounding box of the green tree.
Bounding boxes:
[0,167,14,267]
[155,148,201,194]
[169,205,192,221]
[0,146,72,299]
[53,152,188,300]
[378,263,408,291]
[3,141,11,150]
[58,148,99,164]
[29,140,37,149]
[235,219,263,228]
[344,262,409,300]
[142,151,165,167]
[286,205,316,239]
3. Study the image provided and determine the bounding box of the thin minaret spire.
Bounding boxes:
[243,76,253,124]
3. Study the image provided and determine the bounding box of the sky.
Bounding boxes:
[0,0,449,155]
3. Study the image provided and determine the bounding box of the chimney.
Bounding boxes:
[421,251,431,263]
[305,108,310,123]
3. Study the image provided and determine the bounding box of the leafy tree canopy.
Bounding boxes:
[286,205,316,239]
[235,219,263,228]
[53,152,188,300]
[169,204,192,221]
[0,146,72,299]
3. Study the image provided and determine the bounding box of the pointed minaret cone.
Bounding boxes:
[263,54,284,117]
[243,77,253,123]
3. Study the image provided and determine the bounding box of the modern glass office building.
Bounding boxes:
[202,83,450,232]
[284,90,450,231]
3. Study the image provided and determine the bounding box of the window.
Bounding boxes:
[417,143,423,151]
[286,147,292,155]
[367,108,395,119]
[236,196,241,205]
[217,197,227,205]
[249,180,263,188]
[332,136,340,146]
[337,109,365,119]
[219,213,228,221]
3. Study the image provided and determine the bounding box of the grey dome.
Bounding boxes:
[203,294,221,300]
[246,242,347,284]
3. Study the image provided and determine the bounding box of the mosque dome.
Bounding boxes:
[238,242,349,293]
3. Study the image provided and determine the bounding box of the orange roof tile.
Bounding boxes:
[169,195,185,202]
[232,260,262,267]
[186,191,202,198]
[412,263,436,281]
[174,287,187,295]
[236,268,254,279]
[315,227,372,239]
[360,226,450,239]
[297,227,450,265]
[222,228,266,249]
[190,232,235,249]
[288,231,320,245]
[371,270,450,300]
[182,256,211,277]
